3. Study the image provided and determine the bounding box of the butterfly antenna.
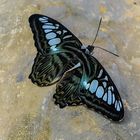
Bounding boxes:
[91,17,102,46]
[90,17,119,57]
[94,46,119,57]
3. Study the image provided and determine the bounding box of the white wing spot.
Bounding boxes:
[103,93,107,101]
[98,69,103,78]
[108,86,111,90]
[111,86,114,92]
[63,35,72,39]
[63,30,67,34]
[55,24,59,27]
[103,82,107,88]
[116,103,121,111]
[112,94,115,104]
[89,80,98,93]
[73,63,81,69]
[86,83,90,90]
[50,45,58,52]
[96,86,104,98]
[108,86,114,91]
[39,17,48,21]
[107,90,112,105]
[44,23,53,26]
[42,17,48,19]
[115,101,118,109]
[104,76,108,81]
[44,29,52,33]
[119,101,122,108]
[85,83,90,90]
[83,80,90,90]
[49,38,61,46]
[46,32,56,40]
[57,31,61,35]
[42,25,55,29]
[39,20,48,23]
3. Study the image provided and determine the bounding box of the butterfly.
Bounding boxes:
[29,14,124,121]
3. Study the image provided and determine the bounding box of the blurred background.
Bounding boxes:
[0,0,140,139]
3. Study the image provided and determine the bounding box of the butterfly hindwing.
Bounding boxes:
[29,52,76,86]
[53,60,83,107]
[54,54,124,121]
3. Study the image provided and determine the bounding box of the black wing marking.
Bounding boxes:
[54,54,124,121]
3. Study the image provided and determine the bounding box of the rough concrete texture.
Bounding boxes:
[0,0,140,140]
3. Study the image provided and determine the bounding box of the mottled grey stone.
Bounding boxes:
[0,0,140,140]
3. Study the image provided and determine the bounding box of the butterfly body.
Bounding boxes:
[29,14,124,121]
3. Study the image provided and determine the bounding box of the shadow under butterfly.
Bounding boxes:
[28,14,124,121]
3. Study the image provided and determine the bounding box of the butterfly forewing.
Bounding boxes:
[29,14,82,86]
[80,55,124,121]
[29,14,82,54]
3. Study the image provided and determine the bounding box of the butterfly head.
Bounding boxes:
[87,45,95,54]
[81,45,94,54]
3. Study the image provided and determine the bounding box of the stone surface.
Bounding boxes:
[0,0,140,140]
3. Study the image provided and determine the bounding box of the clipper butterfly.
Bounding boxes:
[28,14,124,121]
